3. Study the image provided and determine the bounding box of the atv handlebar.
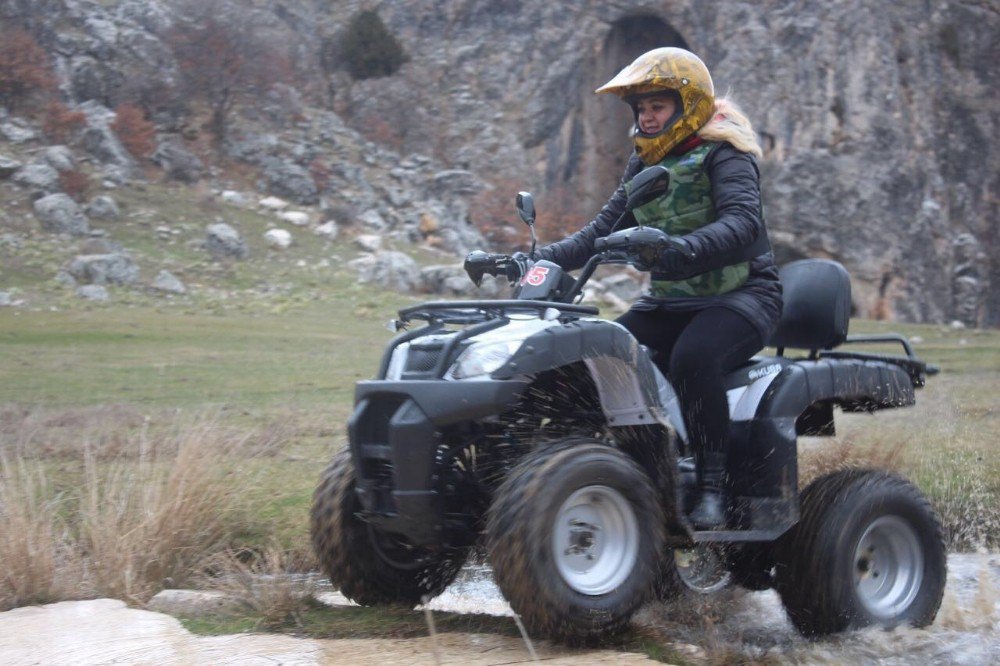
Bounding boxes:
[463,250,515,286]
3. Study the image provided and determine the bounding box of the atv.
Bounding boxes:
[311,166,946,640]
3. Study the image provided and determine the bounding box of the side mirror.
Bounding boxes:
[516,191,536,226]
[516,191,538,259]
[625,166,670,212]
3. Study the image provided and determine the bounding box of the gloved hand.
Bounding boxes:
[629,236,698,274]
[505,251,530,285]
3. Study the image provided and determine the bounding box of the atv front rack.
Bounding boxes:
[378,300,599,380]
[397,299,599,324]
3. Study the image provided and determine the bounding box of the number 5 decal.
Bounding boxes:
[520,266,550,287]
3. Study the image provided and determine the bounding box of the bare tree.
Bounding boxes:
[164,4,290,145]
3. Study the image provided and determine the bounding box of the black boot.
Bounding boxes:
[688,452,727,529]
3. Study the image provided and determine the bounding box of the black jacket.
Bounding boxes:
[537,142,783,343]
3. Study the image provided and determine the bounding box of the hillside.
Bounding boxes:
[0,0,996,325]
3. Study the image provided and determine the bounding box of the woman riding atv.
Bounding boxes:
[475,47,782,529]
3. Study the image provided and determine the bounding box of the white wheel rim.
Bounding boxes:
[552,485,639,595]
[854,515,924,620]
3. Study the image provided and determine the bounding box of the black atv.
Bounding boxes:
[311,166,946,640]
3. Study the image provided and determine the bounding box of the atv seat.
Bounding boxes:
[768,259,851,354]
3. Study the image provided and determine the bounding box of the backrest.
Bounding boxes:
[768,259,851,351]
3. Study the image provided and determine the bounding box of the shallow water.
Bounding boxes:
[2,554,996,665]
[422,553,1000,663]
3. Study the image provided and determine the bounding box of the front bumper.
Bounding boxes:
[347,378,528,546]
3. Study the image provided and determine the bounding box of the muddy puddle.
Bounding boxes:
[1,554,996,665]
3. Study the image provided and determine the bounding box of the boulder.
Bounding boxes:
[225,132,279,164]
[358,209,387,230]
[152,138,204,183]
[221,190,250,207]
[14,163,60,192]
[0,118,37,143]
[355,234,382,252]
[76,284,109,301]
[277,211,310,227]
[430,170,481,197]
[147,589,246,617]
[0,291,11,306]
[33,194,90,236]
[260,157,319,205]
[77,101,134,173]
[314,221,338,240]
[600,272,643,303]
[43,146,76,172]
[205,223,248,260]
[68,253,139,286]
[353,251,421,293]
[85,195,120,220]
[259,196,289,211]
[151,270,186,294]
[0,155,22,179]
[264,228,292,249]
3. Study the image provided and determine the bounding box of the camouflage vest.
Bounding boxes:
[627,142,749,298]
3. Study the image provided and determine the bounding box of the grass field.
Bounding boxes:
[1,291,997,650]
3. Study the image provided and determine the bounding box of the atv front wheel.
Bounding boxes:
[310,448,467,606]
[486,439,665,640]
[775,469,946,636]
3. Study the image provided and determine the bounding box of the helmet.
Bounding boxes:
[596,47,715,165]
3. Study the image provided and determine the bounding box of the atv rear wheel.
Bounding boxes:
[775,469,946,636]
[310,448,467,607]
[486,439,665,641]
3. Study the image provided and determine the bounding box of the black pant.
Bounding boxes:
[616,307,762,459]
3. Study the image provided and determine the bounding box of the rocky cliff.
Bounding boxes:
[1,0,996,326]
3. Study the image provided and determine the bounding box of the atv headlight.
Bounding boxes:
[450,339,523,379]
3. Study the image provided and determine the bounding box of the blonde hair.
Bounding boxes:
[697,98,763,158]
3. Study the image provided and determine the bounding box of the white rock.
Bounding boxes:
[359,209,386,229]
[355,234,382,252]
[259,196,290,211]
[949,320,966,330]
[151,270,186,294]
[147,589,247,617]
[277,211,310,226]
[314,221,338,239]
[220,190,250,207]
[0,291,11,306]
[264,228,292,249]
[77,284,109,301]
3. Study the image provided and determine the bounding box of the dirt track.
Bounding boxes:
[0,599,655,665]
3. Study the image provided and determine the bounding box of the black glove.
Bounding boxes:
[505,251,530,285]
[630,236,698,274]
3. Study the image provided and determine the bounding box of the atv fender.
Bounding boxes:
[492,319,670,428]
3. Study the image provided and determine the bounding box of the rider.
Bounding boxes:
[495,48,782,529]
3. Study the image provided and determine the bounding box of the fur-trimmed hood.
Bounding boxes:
[697,98,763,159]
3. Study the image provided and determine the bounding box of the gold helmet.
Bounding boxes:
[596,47,715,165]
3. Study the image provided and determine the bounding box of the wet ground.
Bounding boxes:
[1,554,997,665]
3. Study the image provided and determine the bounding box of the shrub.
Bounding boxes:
[342,10,408,80]
[0,29,55,111]
[111,103,157,159]
[58,169,91,202]
[42,101,87,143]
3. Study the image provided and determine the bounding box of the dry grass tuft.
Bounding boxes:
[798,437,905,488]
[0,456,83,609]
[199,544,318,629]
[0,411,296,610]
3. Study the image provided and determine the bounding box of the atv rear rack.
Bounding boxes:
[820,334,940,388]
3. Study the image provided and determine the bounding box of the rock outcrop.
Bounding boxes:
[1,0,995,325]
